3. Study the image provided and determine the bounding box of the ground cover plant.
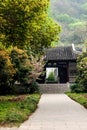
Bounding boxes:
[66,92,87,109]
[0,94,40,127]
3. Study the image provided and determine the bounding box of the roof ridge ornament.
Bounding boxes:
[72,43,75,51]
[72,43,81,54]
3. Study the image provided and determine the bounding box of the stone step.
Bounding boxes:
[39,83,70,94]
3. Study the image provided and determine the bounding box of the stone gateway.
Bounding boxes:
[39,45,81,84]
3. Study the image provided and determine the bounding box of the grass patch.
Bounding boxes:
[0,94,40,127]
[66,92,87,108]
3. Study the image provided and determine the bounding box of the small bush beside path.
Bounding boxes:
[66,92,87,109]
[0,94,40,127]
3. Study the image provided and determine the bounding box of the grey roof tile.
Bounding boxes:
[46,46,78,60]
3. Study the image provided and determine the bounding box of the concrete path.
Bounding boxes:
[1,94,87,130]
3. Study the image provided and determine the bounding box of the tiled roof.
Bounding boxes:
[46,46,78,60]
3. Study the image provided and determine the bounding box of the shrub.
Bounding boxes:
[10,47,31,85]
[28,55,44,83]
[75,52,87,92]
[70,84,84,93]
[29,82,39,94]
[0,49,15,94]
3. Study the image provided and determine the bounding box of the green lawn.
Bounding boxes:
[0,94,40,127]
[66,92,87,108]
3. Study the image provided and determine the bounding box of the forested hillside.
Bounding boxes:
[50,0,87,46]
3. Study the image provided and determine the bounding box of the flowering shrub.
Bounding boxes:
[29,55,44,83]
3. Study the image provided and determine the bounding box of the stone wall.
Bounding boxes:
[39,83,69,94]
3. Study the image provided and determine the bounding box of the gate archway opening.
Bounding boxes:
[46,67,58,83]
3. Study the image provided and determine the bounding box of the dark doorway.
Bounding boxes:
[58,66,68,83]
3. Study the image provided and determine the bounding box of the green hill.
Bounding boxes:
[50,0,87,46]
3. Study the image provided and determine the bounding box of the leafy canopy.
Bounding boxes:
[0,0,61,53]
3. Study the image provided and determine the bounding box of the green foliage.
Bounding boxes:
[50,0,87,45]
[0,0,61,53]
[56,14,75,24]
[0,47,44,94]
[75,52,87,92]
[69,21,86,30]
[0,49,15,94]
[10,47,31,85]
[66,92,87,108]
[0,0,29,47]
[0,94,40,126]
[6,110,24,123]
[70,23,87,44]
[0,0,61,94]
[70,52,87,93]
[70,84,84,93]
[82,3,87,11]
[81,14,87,20]
[29,82,39,94]
[47,71,55,82]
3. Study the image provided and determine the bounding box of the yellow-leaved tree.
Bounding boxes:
[0,0,61,53]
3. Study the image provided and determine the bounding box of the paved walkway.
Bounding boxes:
[1,94,87,130]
